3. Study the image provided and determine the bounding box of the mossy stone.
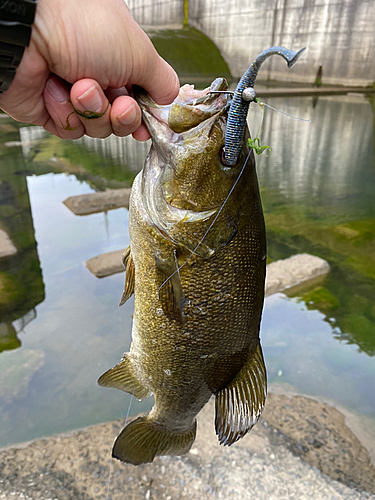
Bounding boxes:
[146,26,231,81]
[300,287,340,311]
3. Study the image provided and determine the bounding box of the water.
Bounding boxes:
[0,92,374,447]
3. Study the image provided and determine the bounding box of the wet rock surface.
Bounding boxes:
[63,189,131,216]
[85,250,125,278]
[262,393,375,494]
[265,253,330,297]
[1,394,374,500]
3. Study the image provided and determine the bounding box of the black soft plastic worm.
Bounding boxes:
[223,46,306,166]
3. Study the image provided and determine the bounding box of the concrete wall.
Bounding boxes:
[127,0,375,86]
[127,0,183,26]
[188,0,375,85]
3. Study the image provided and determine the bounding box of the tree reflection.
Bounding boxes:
[0,126,45,352]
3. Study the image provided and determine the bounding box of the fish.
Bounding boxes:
[98,46,304,466]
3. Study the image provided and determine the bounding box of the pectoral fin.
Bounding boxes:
[119,246,135,306]
[98,354,150,400]
[112,415,197,465]
[215,342,267,446]
[155,251,185,322]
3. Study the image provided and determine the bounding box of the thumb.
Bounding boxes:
[135,42,180,105]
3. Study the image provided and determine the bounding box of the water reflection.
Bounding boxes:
[77,132,150,169]
[0,92,374,447]
[256,94,374,210]
[18,126,149,190]
[0,125,45,353]
[0,172,139,447]
[253,94,375,357]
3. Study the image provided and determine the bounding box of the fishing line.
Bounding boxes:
[124,394,134,427]
[185,148,252,261]
[259,100,311,122]
[141,100,307,333]
[105,394,134,500]
[209,91,311,122]
[143,149,253,334]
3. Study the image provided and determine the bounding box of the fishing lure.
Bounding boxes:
[223,46,306,166]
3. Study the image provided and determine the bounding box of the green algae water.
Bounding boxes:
[0,92,374,447]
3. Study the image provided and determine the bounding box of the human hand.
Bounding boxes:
[0,0,179,140]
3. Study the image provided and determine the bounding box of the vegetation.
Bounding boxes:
[146,26,231,82]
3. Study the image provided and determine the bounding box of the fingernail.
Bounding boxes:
[118,106,137,125]
[77,85,102,112]
[45,78,68,103]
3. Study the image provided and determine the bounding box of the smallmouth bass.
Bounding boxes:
[99,78,266,465]
[99,46,304,465]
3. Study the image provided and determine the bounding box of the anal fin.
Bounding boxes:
[112,416,197,465]
[119,246,135,306]
[215,342,267,446]
[98,354,150,400]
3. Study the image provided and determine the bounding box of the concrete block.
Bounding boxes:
[0,394,374,498]
[63,189,131,216]
[85,248,331,299]
[265,253,330,297]
[85,249,125,278]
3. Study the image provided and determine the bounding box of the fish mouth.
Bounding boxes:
[134,78,231,142]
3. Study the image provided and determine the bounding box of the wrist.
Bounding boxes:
[0,0,37,93]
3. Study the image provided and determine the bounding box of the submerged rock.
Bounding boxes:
[0,323,21,353]
[0,349,45,403]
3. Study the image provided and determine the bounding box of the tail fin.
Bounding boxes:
[112,416,197,465]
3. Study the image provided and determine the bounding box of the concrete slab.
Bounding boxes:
[85,250,331,300]
[265,253,330,297]
[85,249,125,278]
[63,188,131,216]
[0,229,17,258]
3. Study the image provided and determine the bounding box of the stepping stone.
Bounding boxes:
[63,188,131,216]
[265,253,330,297]
[85,249,125,278]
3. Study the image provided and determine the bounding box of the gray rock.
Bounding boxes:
[63,188,131,216]
[265,253,330,297]
[85,249,125,278]
[85,249,331,299]
[0,396,374,500]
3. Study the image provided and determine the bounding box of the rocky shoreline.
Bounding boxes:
[1,390,374,500]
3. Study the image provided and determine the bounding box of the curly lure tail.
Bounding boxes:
[223,46,306,166]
